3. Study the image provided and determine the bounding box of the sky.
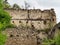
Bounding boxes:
[7,0,60,23]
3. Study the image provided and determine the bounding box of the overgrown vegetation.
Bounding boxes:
[0,10,11,30]
[0,32,7,45]
[42,30,60,45]
[0,0,11,45]
[13,3,20,9]
[3,0,11,8]
[54,31,60,45]
[0,0,11,30]
[0,0,60,45]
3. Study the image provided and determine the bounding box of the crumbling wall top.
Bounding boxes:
[4,8,55,12]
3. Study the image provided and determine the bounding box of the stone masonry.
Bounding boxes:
[4,8,56,30]
[3,8,57,45]
[4,26,48,45]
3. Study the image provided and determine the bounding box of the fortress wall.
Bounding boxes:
[31,21,45,29]
[26,20,51,30]
[4,9,57,45]
[41,10,51,19]
[4,28,37,45]
[5,9,28,19]
[18,20,28,26]
[53,16,56,24]
[11,20,19,26]
[11,20,51,30]
[18,10,28,19]
[4,8,56,30]
[11,20,27,26]
[50,9,56,27]
[29,9,42,19]
[51,15,56,27]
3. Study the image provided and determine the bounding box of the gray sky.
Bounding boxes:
[8,0,60,23]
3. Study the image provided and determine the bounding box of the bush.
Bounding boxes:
[6,24,16,28]
[0,10,11,30]
[0,32,7,45]
[54,33,60,45]
[0,0,11,30]
[42,38,54,45]
[42,31,60,45]
[0,0,10,45]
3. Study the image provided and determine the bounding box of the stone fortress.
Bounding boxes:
[5,8,56,30]
[4,8,57,45]
[3,0,58,45]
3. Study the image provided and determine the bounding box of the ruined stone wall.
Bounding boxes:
[4,27,48,45]
[5,8,56,30]
[3,8,57,45]
[4,28,37,45]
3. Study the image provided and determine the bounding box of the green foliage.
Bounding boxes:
[6,24,16,28]
[0,0,11,30]
[13,3,20,9]
[0,10,11,30]
[54,33,60,45]
[3,3,11,8]
[42,32,60,45]
[42,38,55,45]
[0,0,11,44]
[0,0,4,9]
[3,0,11,8]
[0,0,9,45]
[0,32,7,45]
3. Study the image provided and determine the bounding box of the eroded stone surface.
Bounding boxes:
[4,8,56,30]
[4,27,49,45]
[4,8,57,45]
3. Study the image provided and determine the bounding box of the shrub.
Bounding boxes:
[0,32,7,45]
[54,32,60,45]
[42,31,60,45]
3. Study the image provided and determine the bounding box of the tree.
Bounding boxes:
[24,1,30,9]
[3,0,11,8]
[13,3,20,9]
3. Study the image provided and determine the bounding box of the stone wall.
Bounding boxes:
[3,8,57,45]
[4,28,37,45]
[4,8,56,30]
[4,27,48,45]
